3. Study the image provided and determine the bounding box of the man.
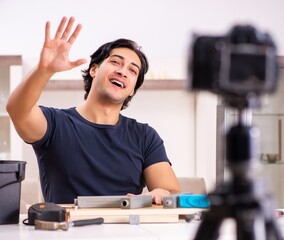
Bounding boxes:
[6,16,180,204]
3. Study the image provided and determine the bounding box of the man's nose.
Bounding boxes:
[116,67,127,78]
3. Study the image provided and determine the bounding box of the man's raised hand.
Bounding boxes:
[39,16,87,74]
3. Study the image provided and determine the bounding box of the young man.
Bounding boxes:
[6,16,180,204]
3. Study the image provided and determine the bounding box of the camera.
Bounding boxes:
[188,25,279,107]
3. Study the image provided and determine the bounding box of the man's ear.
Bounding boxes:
[90,65,98,78]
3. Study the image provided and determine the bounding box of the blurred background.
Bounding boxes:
[1,0,284,208]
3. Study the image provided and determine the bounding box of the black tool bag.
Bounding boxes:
[0,160,26,224]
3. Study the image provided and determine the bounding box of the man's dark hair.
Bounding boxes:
[82,38,149,110]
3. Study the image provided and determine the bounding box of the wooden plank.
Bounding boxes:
[70,213,179,223]
[66,205,205,224]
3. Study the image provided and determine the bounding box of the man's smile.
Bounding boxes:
[110,78,126,89]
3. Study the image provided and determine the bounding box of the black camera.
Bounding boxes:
[188,25,279,107]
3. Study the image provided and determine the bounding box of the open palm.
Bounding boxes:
[39,16,87,74]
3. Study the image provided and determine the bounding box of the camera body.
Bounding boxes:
[188,25,279,107]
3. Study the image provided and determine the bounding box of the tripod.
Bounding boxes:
[194,107,283,240]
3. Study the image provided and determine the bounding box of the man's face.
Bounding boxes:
[89,47,141,106]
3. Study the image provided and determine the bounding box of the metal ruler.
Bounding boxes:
[75,195,152,209]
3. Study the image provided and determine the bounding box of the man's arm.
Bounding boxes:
[6,17,87,143]
[143,162,181,205]
[6,69,50,143]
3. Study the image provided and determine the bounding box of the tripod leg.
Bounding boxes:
[236,209,266,240]
[194,209,223,240]
[265,218,284,240]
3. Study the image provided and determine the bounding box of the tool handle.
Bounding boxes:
[72,218,104,227]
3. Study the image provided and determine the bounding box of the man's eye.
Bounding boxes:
[111,60,120,65]
[130,69,138,75]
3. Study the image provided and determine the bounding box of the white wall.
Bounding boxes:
[2,0,284,193]
[0,0,283,79]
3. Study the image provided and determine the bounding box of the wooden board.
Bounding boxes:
[65,205,206,224]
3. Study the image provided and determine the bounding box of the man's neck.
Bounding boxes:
[76,101,121,125]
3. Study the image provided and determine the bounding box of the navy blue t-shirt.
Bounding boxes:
[32,106,170,204]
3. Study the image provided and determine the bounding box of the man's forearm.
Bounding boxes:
[6,65,53,119]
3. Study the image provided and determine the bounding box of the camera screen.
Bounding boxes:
[229,53,266,85]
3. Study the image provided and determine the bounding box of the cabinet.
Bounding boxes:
[0,56,22,160]
[216,110,284,206]
[224,112,283,162]
[253,114,283,162]
[252,113,284,206]
[216,66,284,206]
[261,162,284,206]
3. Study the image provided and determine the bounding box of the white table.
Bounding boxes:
[1,215,284,240]
[1,218,197,240]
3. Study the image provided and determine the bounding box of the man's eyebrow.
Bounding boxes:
[110,54,141,71]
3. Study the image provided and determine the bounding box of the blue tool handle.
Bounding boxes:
[179,194,210,208]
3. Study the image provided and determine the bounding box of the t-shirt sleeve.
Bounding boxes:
[143,125,171,169]
[32,106,55,150]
